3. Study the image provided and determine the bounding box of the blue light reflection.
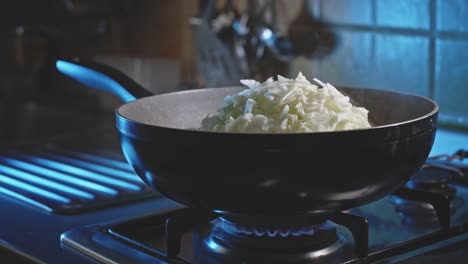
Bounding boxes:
[0,174,70,204]
[206,237,220,251]
[260,28,275,47]
[18,154,141,191]
[0,164,94,200]
[63,151,134,172]
[38,152,139,182]
[56,60,135,103]
[0,156,118,196]
[0,186,52,212]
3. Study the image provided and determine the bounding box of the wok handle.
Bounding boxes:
[56,58,154,103]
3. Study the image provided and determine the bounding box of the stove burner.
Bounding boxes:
[218,215,325,238]
[221,221,318,238]
[394,198,463,228]
[200,216,346,263]
[391,165,464,228]
[392,195,463,219]
[163,209,368,262]
[408,166,456,197]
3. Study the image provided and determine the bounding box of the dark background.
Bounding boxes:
[0,0,467,136]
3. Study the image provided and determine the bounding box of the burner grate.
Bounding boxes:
[161,209,368,261]
[389,161,466,229]
[392,188,451,229]
[0,146,157,214]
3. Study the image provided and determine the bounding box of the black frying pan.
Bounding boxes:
[56,59,438,217]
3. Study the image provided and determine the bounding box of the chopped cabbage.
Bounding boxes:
[200,73,372,133]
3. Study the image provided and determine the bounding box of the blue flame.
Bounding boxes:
[249,226,315,237]
[226,222,316,237]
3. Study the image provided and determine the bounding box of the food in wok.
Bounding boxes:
[201,73,371,133]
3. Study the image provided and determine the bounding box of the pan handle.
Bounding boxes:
[56,58,154,103]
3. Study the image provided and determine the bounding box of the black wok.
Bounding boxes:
[56,59,438,217]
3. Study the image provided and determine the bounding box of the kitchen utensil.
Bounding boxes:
[257,24,295,62]
[191,0,242,87]
[56,58,438,218]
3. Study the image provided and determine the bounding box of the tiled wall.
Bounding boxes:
[290,0,468,129]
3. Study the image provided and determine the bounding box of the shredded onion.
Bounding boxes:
[200,73,372,133]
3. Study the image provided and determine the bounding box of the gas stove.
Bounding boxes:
[59,159,468,264]
[0,119,467,263]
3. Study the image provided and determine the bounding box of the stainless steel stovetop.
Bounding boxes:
[60,165,468,264]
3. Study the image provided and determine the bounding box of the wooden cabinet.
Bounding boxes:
[98,0,199,80]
